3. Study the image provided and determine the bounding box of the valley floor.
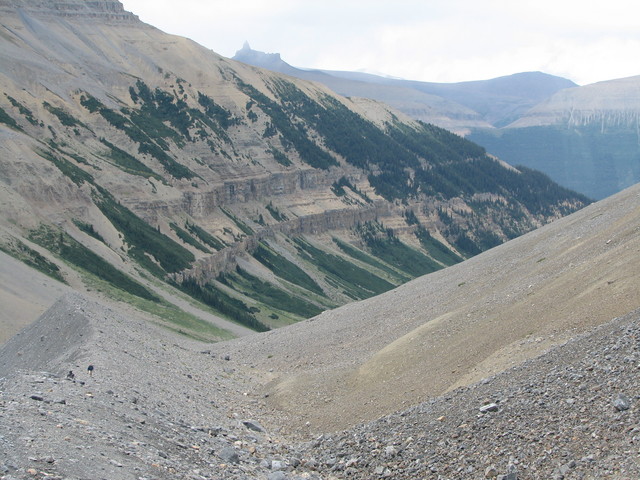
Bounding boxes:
[1,293,639,480]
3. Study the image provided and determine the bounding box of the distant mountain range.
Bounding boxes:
[234,44,640,200]
[234,42,577,133]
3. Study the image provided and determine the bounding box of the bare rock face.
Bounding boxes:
[507,75,640,129]
[0,0,138,22]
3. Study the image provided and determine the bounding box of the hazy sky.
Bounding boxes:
[120,0,640,86]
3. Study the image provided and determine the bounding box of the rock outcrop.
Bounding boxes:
[0,0,138,22]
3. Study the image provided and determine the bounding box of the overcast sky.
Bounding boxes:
[120,0,640,86]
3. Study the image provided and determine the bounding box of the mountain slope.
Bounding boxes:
[233,44,640,201]
[233,43,490,133]
[0,0,589,340]
[221,182,640,433]
[233,44,576,132]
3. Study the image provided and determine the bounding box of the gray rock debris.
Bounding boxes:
[479,402,499,413]
[613,393,631,411]
[3,293,640,480]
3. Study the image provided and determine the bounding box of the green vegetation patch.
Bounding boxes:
[72,219,105,243]
[185,221,226,250]
[253,242,324,296]
[28,225,158,302]
[268,146,292,167]
[37,148,94,186]
[0,105,22,131]
[220,207,254,235]
[219,267,323,318]
[294,237,396,300]
[93,191,195,275]
[234,78,338,169]
[269,79,421,172]
[176,277,270,332]
[0,239,66,284]
[170,222,212,253]
[331,177,372,203]
[196,91,237,143]
[358,221,442,278]
[43,101,86,129]
[79,93,196,180]
[332,237,410,283]
[265,201,287,222]
[414,227,463,266]
[5,95,38,125]
[75,265,230,342]
[99,138,163,180]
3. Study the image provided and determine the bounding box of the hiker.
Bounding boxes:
[87,365,94,377]
[66,370,75,380]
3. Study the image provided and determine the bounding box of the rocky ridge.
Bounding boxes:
[0,0,138,21]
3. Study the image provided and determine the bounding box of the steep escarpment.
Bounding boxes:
[0,0,137,21]
[468,76,640,200]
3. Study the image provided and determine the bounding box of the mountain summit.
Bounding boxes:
[232,43,576,133]
[233,41,298,76]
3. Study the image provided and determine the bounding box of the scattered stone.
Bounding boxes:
[485,464,498,478]
[242,420,265,432]
[345,457,358,468]
[29,395,44,402]
[267,472,287,480]
[384,445,398,457]
[613,394,631,411]
[218,447,240,464]
[479,402,499,413]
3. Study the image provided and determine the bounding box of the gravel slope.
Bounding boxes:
[296,308,640,479]
[219,183,640,433]
[0,250,71,344]
[1,297,638,479]
[0,294,286,480]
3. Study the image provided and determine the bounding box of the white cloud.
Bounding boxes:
[120,0,640,85]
